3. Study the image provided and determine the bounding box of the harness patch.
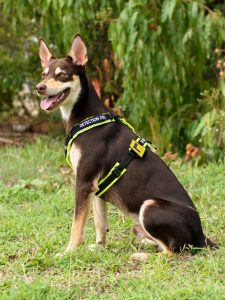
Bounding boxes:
[130,139,146,157]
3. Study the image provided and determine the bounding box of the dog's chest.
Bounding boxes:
[70,144,82,175]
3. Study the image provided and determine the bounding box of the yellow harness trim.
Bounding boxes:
[97,162,127,197]
[66,119,115,167]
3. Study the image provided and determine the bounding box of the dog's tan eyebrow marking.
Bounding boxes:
[42,67,49,76]
[55,67,66,75]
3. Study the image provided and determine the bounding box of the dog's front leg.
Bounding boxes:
[93,197,108,245]
[65,187,92,252]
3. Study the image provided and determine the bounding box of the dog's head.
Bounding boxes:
[36,34,88,111]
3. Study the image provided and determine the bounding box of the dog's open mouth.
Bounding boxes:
[40,88,70,110]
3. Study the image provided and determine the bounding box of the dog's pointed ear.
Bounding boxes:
[39,37,55,68]
[68,33,88,66]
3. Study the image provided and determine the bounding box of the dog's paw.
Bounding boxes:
[55,251,67,258]
[65,246,77,253]
[88,243,104,251]
[130,252,149,262]
[160,249,174,258]
[55,247,77,258]
[140,238,157,245]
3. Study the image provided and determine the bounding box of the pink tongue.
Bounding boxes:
[40,95,59,110]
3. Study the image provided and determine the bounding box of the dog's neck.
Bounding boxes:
[60,73,108,134]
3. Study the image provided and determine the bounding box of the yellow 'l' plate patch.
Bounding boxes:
[130,139,146,157]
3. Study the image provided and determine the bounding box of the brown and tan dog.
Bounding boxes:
[36,34,216,256]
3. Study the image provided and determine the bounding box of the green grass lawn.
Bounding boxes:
[0,137,224,299]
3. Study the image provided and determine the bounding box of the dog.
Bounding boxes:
[36,34,216,256]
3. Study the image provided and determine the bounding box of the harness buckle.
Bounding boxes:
[130,139,146,157]
[112,165,123,177]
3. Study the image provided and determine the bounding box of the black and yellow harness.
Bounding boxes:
[65,113,157,197]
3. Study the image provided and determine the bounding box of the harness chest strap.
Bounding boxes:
[65,113,118,167]
[64,112,157,197]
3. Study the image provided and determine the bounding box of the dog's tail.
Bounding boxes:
[195,234,217,249]
[204,237,218,249]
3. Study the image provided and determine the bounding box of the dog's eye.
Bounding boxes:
[41,73,46,78]
[59,73,67,79]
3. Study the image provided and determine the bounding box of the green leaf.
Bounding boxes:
[161,0,177,22]
[182,28,193,45]
[220,79,225,97]
[130,0,146,8]
[193,112,210,137]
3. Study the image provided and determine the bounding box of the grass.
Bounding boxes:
[0,137,224,299]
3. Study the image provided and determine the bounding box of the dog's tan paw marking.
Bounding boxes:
[64,244,77,253]
[140,238,157,245]
[65,248,75,253]
[55,246,76,257]
[158,248,174,258]
[88,243,104,251]
[130,252,149,262]
[161,250,173,258]
[55,252,67,258]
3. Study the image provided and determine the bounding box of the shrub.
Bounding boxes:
[1,0,225,159]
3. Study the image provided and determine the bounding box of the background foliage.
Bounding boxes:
[0,0,225,159]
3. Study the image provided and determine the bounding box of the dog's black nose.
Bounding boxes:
[36,83,46,94]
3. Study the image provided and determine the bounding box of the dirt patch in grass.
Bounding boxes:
[0,114,64,147]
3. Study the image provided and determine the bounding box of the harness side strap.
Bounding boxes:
[96,151,137,197]
[96,137,146,197]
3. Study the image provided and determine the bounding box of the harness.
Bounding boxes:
[65,112,157,198]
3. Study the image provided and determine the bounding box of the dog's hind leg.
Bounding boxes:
[139,200,174,257]
[139,199,204,255]
[92,197,108,245]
